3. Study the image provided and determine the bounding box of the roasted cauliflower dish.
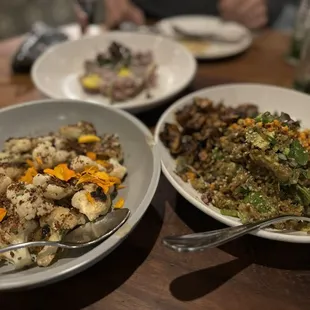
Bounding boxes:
[160,97,310,232]
[0,121,127,269]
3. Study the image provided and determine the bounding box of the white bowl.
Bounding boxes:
[155,83,310,243]
[0,99,160,290]
[31,31,197,114]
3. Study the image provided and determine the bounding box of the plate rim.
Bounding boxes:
[154,83,310,243]
[31,31,197,112]
[156,14,253,60]
[0,98,161,291]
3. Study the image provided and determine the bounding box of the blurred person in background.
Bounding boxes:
[97,0,300,30]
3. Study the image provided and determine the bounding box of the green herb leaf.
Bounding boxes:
[220,209,239,217]
[296,185,310,205]
[288,140,309,166]
[255,112,275,124]
[244,192,272,213]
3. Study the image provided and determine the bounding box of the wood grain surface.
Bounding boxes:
[1,30,310,310]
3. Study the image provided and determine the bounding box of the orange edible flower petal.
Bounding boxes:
[86,192,95,204]
[26,159,35,167]
[77,165,121,193]
[19,167,38,184]
[78,135,100,144]
[96,160,112,168]
[0,208,7,222]
[44,164,76,181]
[36,157,43,165]
[86,152,97,161]
[114,197,125,209]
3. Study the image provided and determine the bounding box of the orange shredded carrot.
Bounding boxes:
[19,167,38,184]
[114,197,125,209]
[44,164,76,181]
[0,208,7,222]
[86,152,97,161]
[185,172,196,181]
[117,184,126,190]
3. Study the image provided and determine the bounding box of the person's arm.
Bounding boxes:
[218,0,289,29]
[104,0,145,28]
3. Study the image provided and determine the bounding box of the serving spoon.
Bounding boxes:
[0,208,130,254]
[163,214,310,253]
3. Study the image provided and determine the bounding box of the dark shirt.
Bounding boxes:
[132,0,291,26]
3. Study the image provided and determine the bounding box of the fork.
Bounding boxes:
[162,215,310,252]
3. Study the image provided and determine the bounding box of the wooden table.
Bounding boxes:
[1,30,310,310]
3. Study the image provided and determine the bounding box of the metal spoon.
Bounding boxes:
[163,214,310,253]
[0,208,130,254]
[172,25,245,44]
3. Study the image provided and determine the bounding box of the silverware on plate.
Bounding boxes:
[0,208,130,254]
[171,25,245,44]
[162,214,310,252]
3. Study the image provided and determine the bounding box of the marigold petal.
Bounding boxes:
[44,163,76,181]
[78,135,100,144]
[114,197,125,209]
[26,159,35,167]
[86,152,97,160]
[86,192,95,204]
[19,167,38,184]
[0,208,7,222]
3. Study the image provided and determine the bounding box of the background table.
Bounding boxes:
[1,30,310,310]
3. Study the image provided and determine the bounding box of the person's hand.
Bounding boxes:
[218,0,268,29]
[104,0,145,29]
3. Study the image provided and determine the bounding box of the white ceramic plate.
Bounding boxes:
[0,99,160,291]
[156,15,252,59]
[31,31,197,114]
[155,83,310,243]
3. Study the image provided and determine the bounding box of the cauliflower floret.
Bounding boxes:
[4,138,32,154]
[37,207,86,267]
[6,183,54,220]
[0,216,38,269]
[0,163,25,180]
[71,189,111,221]
[33,174,74,200]
[70,155,105,173]
[32,141,72,169]
[0,173,12,194]
[108,158,127,180]
[92,134,123,162]
[59,121,96,140]
[40,207,86,232]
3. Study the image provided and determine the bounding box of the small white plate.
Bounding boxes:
[155,84,310,243]
[31,31,197,114]
[156,15,253,59]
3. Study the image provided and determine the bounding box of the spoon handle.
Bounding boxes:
[162,215,309,252]
[0,241,81,254]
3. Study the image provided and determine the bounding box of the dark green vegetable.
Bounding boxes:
[255,112,275,124]
[296,185,310,206]
[288,140,309,166]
